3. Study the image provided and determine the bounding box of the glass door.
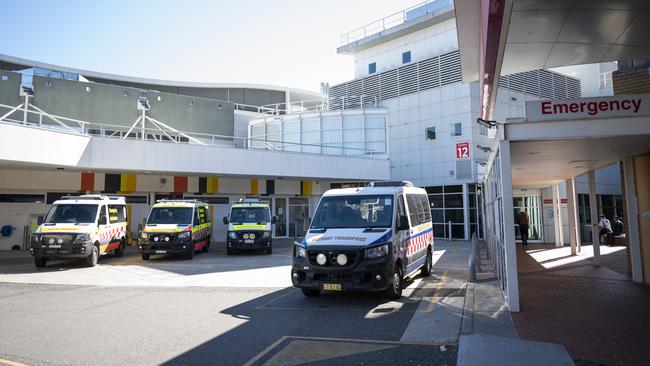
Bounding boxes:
[273,198,287,238]
[288,197,309,238]
[513,196,543,242]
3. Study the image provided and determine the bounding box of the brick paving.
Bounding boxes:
[511,244,650,366]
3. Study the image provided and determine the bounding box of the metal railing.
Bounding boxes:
[339,0,453,46]
[0,102,383,158]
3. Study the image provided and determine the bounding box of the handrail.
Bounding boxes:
[0,103,383,158]
[339,0,452,46]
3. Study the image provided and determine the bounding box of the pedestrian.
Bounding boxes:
[598,214,612,244]
[518,210,529,248]
[611,216,624,245]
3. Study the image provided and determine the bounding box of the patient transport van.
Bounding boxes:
[138,200,212,260]
[30,195,128,268]
[291,181,434,299]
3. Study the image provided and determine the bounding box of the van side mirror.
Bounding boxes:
[397,215,409,231]
[223,216,229,225]
[272,216,277,224]
[99,216,107,226]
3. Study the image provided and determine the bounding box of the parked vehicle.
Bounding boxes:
[223,198,275,255]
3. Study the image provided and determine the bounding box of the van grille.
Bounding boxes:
[308,250,359,267]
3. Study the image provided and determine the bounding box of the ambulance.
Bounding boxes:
[291,181,434,299]
[30,195,128,268]
[138,200,212,260]
[223,198,275,255]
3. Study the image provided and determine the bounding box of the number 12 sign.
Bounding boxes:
[456,141,470,160]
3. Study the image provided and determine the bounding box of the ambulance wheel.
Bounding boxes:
[421,248,432,277]
[185,246,194,260]
[266,246,272,255]
[142,254,150,260]
[301,289,321,297]
[202,237,210,253]
[85,244,99,267]
[227,247,234,255]
[34,256,47,268]
[114,239,126,257]
[383,265,403,299]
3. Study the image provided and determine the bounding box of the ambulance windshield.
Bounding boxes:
[45,204,98,224]
[230,207,270,224]
[148,207,193,225]
[311,195,393,229]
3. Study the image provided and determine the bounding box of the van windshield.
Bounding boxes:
[311,195,393,229]
[230,207,270,224]
[45,204,98,224]
[148,207,193,225]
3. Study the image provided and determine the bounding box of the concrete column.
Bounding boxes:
[623,157,644,283]
[463,183,470,240]
[588,171,601,266]
[552,183,563,247]
[566,178,580,255]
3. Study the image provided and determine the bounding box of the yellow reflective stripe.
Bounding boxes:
[191,223,212,233]
[233,224,267,230]
[40,227,82,232]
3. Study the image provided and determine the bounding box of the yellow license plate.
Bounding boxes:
[322,283,342,291]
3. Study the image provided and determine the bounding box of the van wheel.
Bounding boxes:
[114,239,126,257]
[302,289,321,297]
[34,256,47,268]
[85,244,99,267]
[266,245,272,255]
[421,248,432,277]
[142,254,150,260]
[383,265,403,299]
[185,246,194,260]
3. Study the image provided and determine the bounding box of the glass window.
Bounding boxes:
[426,186,443,194]
[420,195,432,222]
[45,204,98,224]
[445,209,464,223]
[311,195,394,229]
[431,209,444,223]
[426,126,436,140]
[230,206,271,224]
[451,123,462,136]
[148,207,193,225]
[406,195,420,226]
[444,185,463,193]
[402,51,411,64]
[445,194,463,208]
[368,62,377,74]
[98,206,107,224]
[108,205,126,224]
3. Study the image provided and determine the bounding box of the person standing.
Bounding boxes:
[518,210,530,248]
[598,214,612,244]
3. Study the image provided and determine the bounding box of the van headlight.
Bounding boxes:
[31,234,39,243]
[74,233,91,243]
[141,232,148,239]
[178,231,191,239]
[263,231,271,238]
[228,231,237,239]
[295,246,306,258]
[366,244,389,258]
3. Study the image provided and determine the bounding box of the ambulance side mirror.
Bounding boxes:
[223,216,229,225]
[272,216,277,224]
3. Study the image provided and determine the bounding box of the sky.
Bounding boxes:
[1,0,423,92]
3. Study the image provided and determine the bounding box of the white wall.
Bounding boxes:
[353,19,458,78]
[550,62,617,98]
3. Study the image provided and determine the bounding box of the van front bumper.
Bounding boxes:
[291,255,395,292]
[138,238,192,255]
[30,242,92,259]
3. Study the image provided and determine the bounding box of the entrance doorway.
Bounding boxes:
[513,196,543,242]
[288,197,309,238]
[274,197,287,238]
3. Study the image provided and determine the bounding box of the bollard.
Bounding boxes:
[468,255,477,282]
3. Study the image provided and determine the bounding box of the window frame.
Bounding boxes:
[402,51,411,64]
[451,123,462,137]
[368,62,377,74]
[426,126,436,140]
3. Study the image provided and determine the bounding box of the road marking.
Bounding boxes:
[426,270,448,312]
[0,358,29,366]
[254,288,297,309]
[242,336,288,366]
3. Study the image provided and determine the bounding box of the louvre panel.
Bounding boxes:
[418,57,440,90]
[553,73,567,99]
[439,51,461,85]
[398,63,419,96]
[362,74,380,101]
[523,70,539,96]
[380,69,399,100]
[455,160,472,179]
[567,78,581,98]
[346,79,363,109]
[539,70,554,99]
[328,84,346,110]
[498,75,509,88]
[508,73,525,94]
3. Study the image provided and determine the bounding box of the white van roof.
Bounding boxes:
[322,185,427,197]
[53,195,126,205]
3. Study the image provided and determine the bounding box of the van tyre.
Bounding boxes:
[34,256,47,268]
[186,246,194,260]
[266,246,272,255]
[384,265,403,299]
[302,289,321,297]
[142,254,150,260]
[85,244,99,267]
[114,239,126,257]
[421,248,432,277]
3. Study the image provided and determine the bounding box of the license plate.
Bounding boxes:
[245,239,254,244]
[322,283,342,291]
[155,250,166,254]
[49,245,61,248]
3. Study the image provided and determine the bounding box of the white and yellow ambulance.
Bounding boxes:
[30,195,128,268]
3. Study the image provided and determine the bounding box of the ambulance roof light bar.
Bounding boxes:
[61,194,125,201]
[156,199,206,204]
[368,181,414,187]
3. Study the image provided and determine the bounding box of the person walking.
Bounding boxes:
[518,210,530,248]
[598,214,612,244]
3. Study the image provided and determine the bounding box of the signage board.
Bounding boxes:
[525,94,650,122]
[455,141,470,160]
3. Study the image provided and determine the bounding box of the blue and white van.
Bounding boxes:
[291,181,434,299]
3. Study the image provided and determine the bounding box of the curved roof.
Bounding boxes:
[0,53,324,99]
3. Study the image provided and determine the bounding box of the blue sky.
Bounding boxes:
[1,0,422,91]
